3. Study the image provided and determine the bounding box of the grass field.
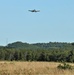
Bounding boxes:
[0,61,74,75]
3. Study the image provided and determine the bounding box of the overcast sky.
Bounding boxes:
[0,0,74,46]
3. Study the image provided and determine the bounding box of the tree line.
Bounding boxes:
[0,41,74,62]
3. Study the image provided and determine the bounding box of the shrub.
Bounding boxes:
[57,62,73,70]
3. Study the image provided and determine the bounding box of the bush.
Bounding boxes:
[57,62,73,70]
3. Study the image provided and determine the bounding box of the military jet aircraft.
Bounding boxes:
[28,9,40,12]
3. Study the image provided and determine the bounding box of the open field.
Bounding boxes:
[0,61,74,75]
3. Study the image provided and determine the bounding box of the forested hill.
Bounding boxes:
[6,41,39,50]
[0,41,74,62]
[3,41,74,50]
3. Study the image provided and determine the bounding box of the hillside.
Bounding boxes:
[4,41,74,50]
[0,41,74,62]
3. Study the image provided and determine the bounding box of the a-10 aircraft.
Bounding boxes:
[28,9,40,12]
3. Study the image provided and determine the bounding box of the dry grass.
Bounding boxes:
[0,61,74,75]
